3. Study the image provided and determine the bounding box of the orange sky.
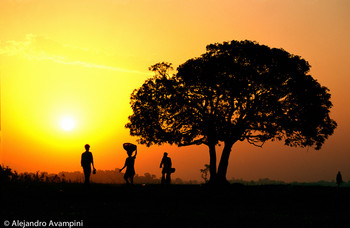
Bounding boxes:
[1,0,349,182]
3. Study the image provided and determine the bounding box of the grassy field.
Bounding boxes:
[2,183,350,227]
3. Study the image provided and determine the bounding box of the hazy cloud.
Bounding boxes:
[0,34,149,75]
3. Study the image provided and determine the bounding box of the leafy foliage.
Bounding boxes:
[176,40,336,149]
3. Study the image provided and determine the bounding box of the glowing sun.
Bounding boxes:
[60,117,75,131]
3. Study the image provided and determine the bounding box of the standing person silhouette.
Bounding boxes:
[160,152,173,185]
[336,171,343,188]
[120,144,137,185]
[81,144,96,186]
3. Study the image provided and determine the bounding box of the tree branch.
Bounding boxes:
[178,137,206,147]
[246,137,265,148]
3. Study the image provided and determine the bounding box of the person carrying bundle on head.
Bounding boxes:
[120,143,137,185]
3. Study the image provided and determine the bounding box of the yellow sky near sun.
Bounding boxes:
[1,0,350,182]
[0,31,149,171]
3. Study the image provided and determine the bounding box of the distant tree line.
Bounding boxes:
[229,178,350,187]
[2,165,347,187]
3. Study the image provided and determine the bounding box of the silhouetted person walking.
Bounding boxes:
[160,152,173,184]
[336,171,343,188]
[120,144,137,185]
[81,144,95,186]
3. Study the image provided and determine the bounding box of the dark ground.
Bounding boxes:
[1,183,350,228]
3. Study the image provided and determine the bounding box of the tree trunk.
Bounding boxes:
[217,140,235,184]
[208,143,217,183]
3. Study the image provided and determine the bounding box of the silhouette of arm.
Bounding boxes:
[91,153,95,169]
[133,148,137,158]
[119,160,127,172]
[160,158,164,168]
[81,154,83,167]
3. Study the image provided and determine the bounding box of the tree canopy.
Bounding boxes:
[126,40,337,184]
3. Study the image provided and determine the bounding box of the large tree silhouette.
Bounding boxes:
[126,40,337,184]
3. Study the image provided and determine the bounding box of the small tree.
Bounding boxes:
[200,164,210,184]
[126,40,337,185]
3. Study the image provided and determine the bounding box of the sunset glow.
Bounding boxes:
[60,117,75,131]
[1,0,349,182]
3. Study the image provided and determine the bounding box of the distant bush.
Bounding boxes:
[0,165,64,184]
[0,165,17,183]
[229,178,286,186]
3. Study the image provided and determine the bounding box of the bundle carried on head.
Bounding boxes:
[123,143,137,153]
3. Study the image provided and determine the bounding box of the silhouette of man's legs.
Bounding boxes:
[124,174,130,184]
[84,168,91,185]
[124,174,135,185]
[161,172,166,184]
[161,172,171,185]
[165,172,171,184]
